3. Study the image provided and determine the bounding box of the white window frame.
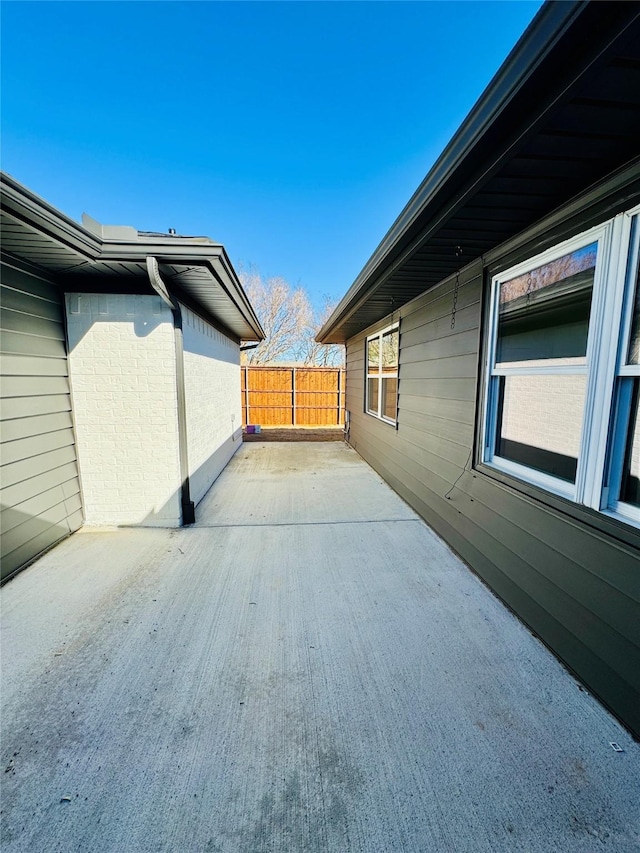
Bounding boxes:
[481,205,640,529]
[366,323,399,425]
[602,208,640,525]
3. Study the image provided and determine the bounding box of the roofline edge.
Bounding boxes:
[317,0,589,343]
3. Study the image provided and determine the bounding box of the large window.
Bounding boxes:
[366,324,399,424]
[483,205,640,528]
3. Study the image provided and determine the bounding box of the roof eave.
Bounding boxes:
[98,242,264,341]
[1,172,264,342]
[316,0,606,344]
[1,172,102,259]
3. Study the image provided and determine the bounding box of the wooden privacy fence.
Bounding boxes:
[242,366,345,427]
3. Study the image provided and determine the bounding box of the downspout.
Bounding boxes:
[146,256,196,525]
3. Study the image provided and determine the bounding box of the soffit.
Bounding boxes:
[60,256,264,341]
[0,209,96,273]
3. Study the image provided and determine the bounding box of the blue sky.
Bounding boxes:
[2,1,542,306]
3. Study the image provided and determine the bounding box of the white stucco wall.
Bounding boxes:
[66,294,182,527]
[181,305,242,506]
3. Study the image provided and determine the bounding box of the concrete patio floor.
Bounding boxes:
[1,442,638,852]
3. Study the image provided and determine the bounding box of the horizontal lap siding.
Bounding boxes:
[1,263,83,581]
[345,259,640,736]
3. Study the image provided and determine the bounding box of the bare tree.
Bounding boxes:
[240,266,344,366]
[239,266,311,364]
[299,296,345,367]
[500,244,597,305]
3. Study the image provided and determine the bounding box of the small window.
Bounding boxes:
[366,324,399,424]
[482,206,640,529]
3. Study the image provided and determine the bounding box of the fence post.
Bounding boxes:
[336,368,341,425]
[245,365,250,426]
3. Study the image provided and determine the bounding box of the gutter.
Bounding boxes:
[146,256,196,525]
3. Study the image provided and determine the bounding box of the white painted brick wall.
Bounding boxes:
[66,294,182,526]
[501,374,587,457]
[181,305,242,506]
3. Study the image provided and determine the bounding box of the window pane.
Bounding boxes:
[627,257,640,365]
[382,329,398,369]
[367,378,379,414]
[621,380,640,506]
[367,339,379,371]
[495,374,586,482]
[382,377,397,421]
[496,243,596,365]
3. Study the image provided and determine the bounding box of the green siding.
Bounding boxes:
[345,258,640,737]
[1,261,83,580]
